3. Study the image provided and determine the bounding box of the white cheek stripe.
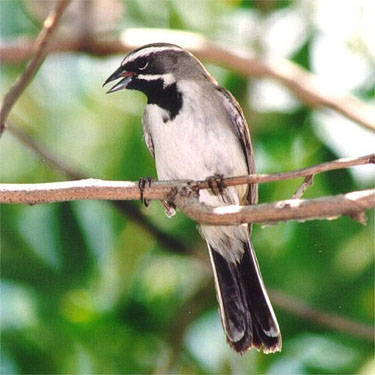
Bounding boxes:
[138,73,176,88]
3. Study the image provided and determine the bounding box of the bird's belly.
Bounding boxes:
[144,104,248,182]
[144,100,250,264]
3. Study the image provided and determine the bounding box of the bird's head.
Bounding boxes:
[103,43,213,95]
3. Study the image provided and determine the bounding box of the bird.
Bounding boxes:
[103,43,281,354]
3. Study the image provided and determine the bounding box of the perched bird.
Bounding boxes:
[103,43,281,353]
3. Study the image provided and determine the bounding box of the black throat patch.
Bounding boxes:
[127,78,183,121]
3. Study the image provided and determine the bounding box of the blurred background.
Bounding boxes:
[1,0,374,373]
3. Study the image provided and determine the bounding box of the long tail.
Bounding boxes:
[207,240,281,353]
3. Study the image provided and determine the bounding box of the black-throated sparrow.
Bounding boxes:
[103,43,281,353]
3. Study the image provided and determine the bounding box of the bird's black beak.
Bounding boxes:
[103,66,135,94]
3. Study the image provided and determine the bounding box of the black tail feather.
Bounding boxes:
[208,241,281,354]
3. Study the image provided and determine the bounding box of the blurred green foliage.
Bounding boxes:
[1,0,374,374]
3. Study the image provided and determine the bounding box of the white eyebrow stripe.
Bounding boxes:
[137,73,176,88]
[122,46,182,66]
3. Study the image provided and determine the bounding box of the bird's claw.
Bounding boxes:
[138,177,154,206]
[161,200,176,217]
[206,173,225,195]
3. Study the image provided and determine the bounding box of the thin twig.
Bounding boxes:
[1,29,374,130]
[291,175,314,199]
[199,153,375,190]
[0,0,71,133]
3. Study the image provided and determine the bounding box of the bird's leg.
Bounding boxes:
[206,173,225,195]
[160,200,176,217]
[138,177,154,206]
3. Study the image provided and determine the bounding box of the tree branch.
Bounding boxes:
[1,153,373,203]
[1,158,373,225]
[0,0,71,133]
[1,181,373,226]
[176,189,374,225]
[1,29,374,130]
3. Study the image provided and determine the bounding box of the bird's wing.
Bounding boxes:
[217,86,258,205]
[143,128,155,158]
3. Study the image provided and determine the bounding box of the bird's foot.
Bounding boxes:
[160,200,176,218]
[138,177,154,206]
[206,173,225,195]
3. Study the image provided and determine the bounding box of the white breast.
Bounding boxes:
[143,80,248,203]
[143,80,251,262]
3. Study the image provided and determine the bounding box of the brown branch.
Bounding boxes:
[1,176,373,225]
[269,290,374,341]
[0,179,163,204]
[177,189,374,225]
[1,153,372,205]
[1,152,373,224]
[0,0,71,133]
[1,29,374,130]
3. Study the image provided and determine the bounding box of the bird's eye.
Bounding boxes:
[136,58,149,71]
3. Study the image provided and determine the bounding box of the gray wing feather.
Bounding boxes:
[217,87,258,205]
